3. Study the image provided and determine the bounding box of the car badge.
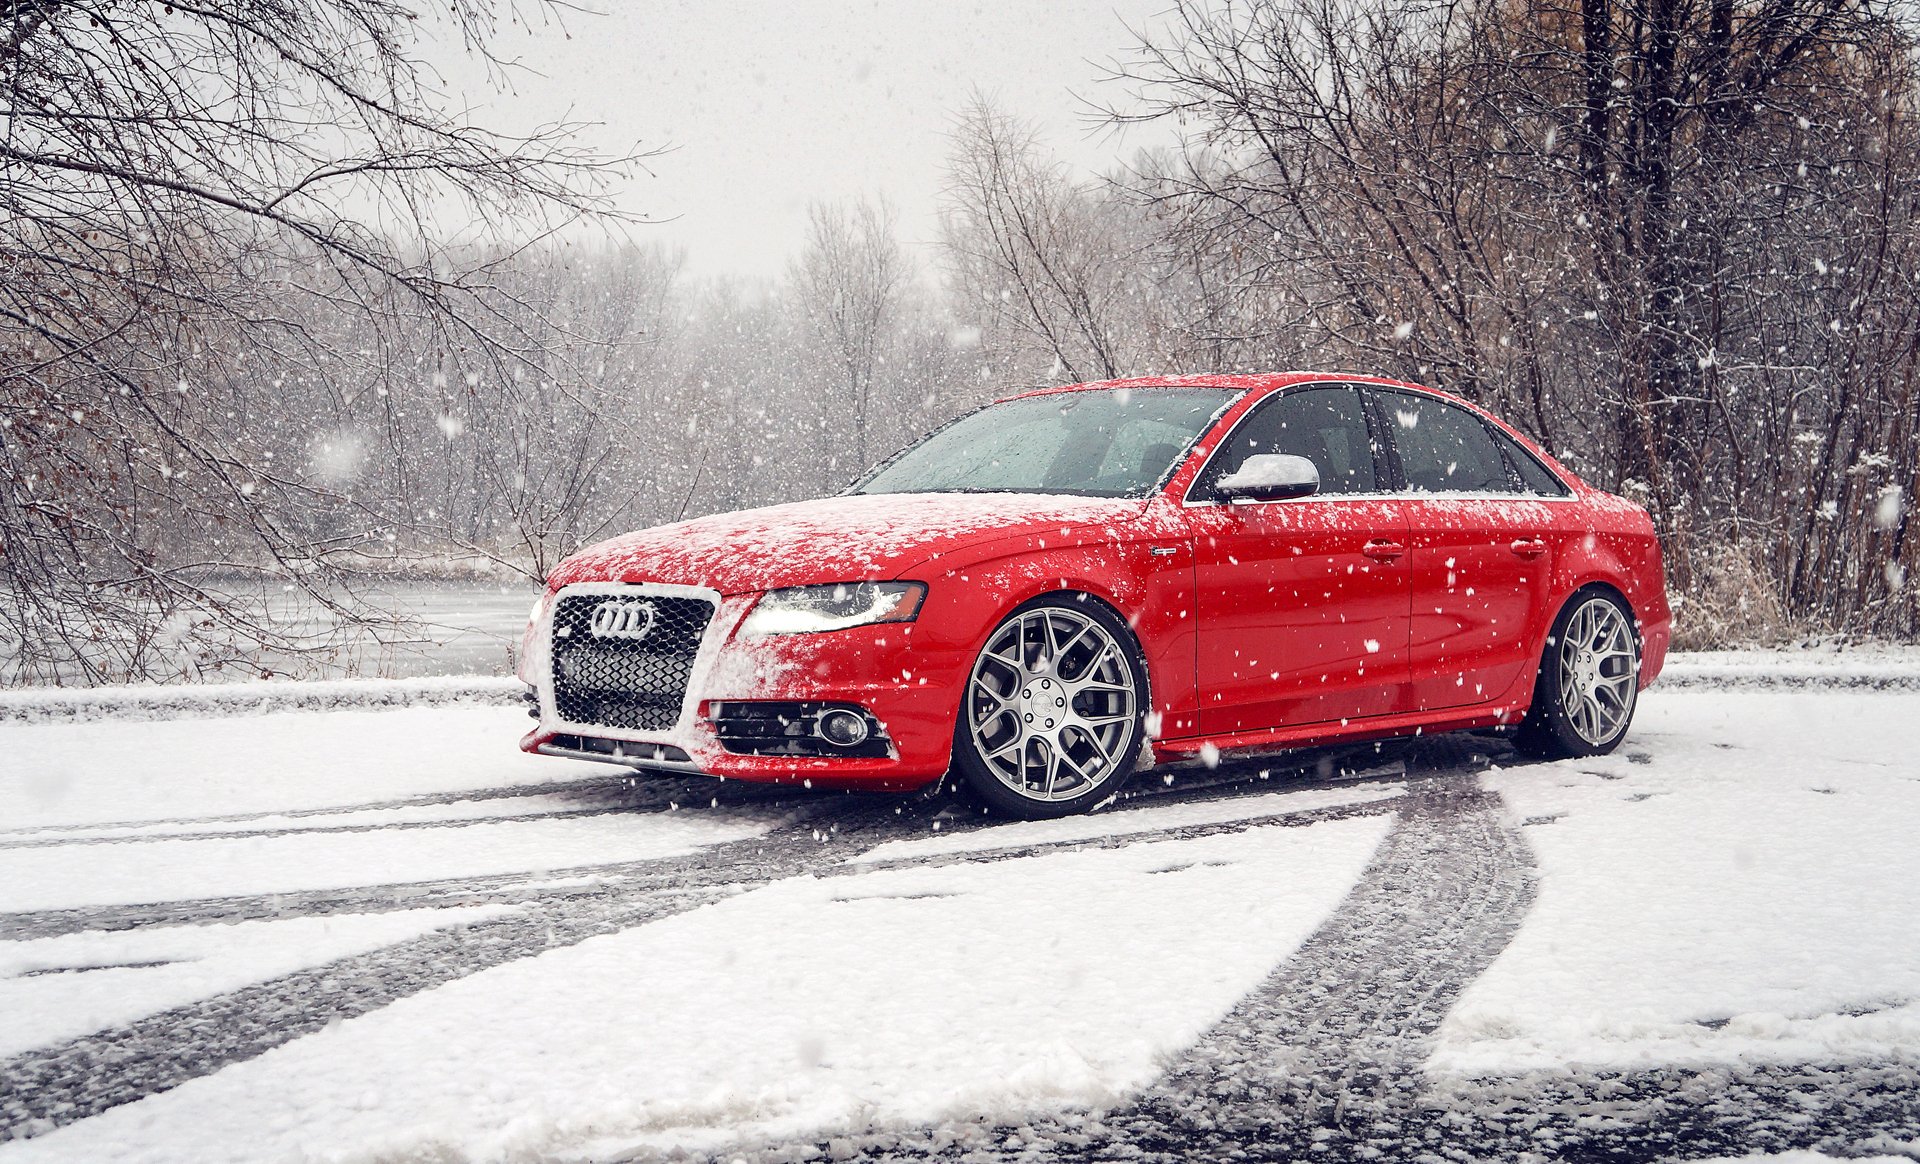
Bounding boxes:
[589,599,658,641]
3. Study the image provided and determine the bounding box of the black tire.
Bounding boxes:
[950,594,1150,819]
[1515,586,1642,759]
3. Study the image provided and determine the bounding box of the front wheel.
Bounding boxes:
[1516,588,1641,758]
[951,596,1149,819]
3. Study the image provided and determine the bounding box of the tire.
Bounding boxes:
[951,594,1150,819]
[1515,587,1642,759]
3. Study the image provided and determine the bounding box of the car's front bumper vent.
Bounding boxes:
[712,701,891,758]
[540,734,693,769]
[549,592,714,732]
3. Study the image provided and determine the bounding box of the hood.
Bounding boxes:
[549,492,1148,595]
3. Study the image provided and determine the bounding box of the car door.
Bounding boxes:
[1185,385,1411,737]
[1374,388,1562,712]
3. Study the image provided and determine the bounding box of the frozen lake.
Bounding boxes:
[239,579,540,681]
[2,580,542,687]
[334,580,539,679]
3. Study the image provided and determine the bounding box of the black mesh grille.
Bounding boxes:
[549,592,714,732]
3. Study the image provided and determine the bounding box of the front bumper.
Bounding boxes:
[519,585,970,791]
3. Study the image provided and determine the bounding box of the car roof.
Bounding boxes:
[999,371,1460,404]
[992,370,1579,494]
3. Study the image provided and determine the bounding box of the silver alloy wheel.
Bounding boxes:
[966,606,1137,803]
[1557,596,1640,745]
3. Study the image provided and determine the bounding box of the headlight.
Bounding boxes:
[740,581,926,636]
[526,590,551,631]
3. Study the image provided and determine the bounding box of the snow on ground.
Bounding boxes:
[0,816,1394,1164]
[0,906,516,1057]
[851,779,1403,865]
[4,670,1920,1161]
[0,704,604,830]
[0,811,763,913]
[1433,690,1920,1076]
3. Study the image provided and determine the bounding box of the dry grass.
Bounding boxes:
[1670,544,1793,651]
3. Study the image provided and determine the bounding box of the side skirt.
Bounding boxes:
[1151,700,1532,765]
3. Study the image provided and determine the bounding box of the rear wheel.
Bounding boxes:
[1516,588,1641,758]
[952,596,1148,819]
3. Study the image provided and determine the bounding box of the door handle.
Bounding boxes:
[1361,539,1406,561]
[1510,537,1548,558]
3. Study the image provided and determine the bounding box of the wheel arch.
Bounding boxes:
[927,545,1177,723]
[965,583,1155,705]
[1516,581,1643,757]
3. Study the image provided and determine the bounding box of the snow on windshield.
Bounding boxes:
[855,387,1240,498]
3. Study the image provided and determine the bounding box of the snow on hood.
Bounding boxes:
[549,492,1147,595]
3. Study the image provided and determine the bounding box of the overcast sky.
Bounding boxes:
[442,0,1177,280]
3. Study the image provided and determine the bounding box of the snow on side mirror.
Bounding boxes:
[1216,453,1321,501]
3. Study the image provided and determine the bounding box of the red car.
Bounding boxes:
[519,373,1670,818]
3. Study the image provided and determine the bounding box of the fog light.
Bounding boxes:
[817,708,871,747]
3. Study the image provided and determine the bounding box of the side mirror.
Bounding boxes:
[1215,453,1320,502]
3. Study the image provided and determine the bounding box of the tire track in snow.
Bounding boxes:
[716,760,1920,1163]
[0,770,806,846]
[1082,776,1537,1163]
[0,773,648,838]
[0,832,772,941]
[704,770,1534,1164]
[0,804,899,1141]
[0,761,1416,941]
[1,793,1404,942]
[839,799,1402,876]
[1424,1060,1920,1160]
[0,803,705,850]
[0,781,830,939]
[0,772,1419,1143]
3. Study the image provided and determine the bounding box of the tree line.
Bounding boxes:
[2,0,1914,683]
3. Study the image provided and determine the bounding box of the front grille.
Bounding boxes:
[549,591,714,732]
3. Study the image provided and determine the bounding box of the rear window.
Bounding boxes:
[1381,391,1509,494]
[1494,430,1573,496]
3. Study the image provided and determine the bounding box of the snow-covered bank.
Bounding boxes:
[0,704,598,831]
[0,674,522,723]
[1433,691,1920,1075]
[1659,645,1920,690]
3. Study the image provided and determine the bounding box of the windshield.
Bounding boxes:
[855,387,1240,498]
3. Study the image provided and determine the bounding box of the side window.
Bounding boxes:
[1196,386,1378,498]
[1492,430,1573,496]
[1382,392,1510,494]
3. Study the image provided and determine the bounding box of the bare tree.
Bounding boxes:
[1105,0,1920,639]
[941,99,1154,386]
[790,200,906,471]
[0,0,634,682]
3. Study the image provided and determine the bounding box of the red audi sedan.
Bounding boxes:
[519,373,1670,818]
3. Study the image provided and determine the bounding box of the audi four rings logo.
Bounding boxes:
[589,599,658,640]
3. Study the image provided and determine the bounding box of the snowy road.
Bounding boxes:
[1,686,1917,1162]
